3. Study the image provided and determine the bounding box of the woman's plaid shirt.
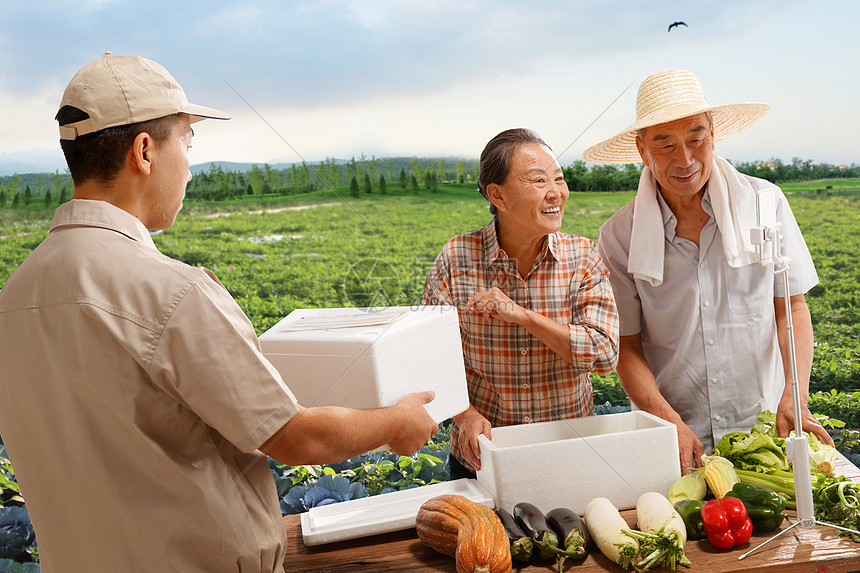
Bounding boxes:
[423,219,619,469]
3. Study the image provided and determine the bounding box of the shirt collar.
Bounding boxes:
[655,191,677,239]
[545,232,561,263]
[656,184,715,241]
[482,218,504,263]
[701,188,714,215]
[50,199,159,250]
[481,218,560,265]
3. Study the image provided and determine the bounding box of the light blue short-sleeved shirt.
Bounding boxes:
[598,179,818,452]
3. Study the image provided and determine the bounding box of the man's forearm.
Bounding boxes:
[260,406,389,465]
[775,294,814,401]
[616,334,682,425]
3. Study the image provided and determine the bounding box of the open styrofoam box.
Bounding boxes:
[300,478,494,545]
[259,306,470,424]
[476,411,680,515]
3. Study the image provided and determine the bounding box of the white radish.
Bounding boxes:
[631,491,691,570]
[584,497,639,569]
[636,491,687,544]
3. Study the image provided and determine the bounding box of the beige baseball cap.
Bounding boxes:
[57,52,230,140]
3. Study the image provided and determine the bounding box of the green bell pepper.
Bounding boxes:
[673,499,707,540]
[725,481,786,532]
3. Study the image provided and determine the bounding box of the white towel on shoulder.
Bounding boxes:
[628,155,771,286]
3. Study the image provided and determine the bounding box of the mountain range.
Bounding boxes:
[0,148,306,177]
[0,149,68,176]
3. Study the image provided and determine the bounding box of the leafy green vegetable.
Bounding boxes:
[715,431,789,472]
[0,450,25,507]
[0,506,36,562]
[714,412,790,473]
[750,410,779,437]
[0,558,41,573]
[813,475,860,541]
[807,432,840,476]
[715,410,842,476]
[280,474,369,514]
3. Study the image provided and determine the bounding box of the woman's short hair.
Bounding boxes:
[56,106,182,186]
[477,128,549,216]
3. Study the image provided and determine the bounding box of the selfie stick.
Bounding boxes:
[738,190,860,560]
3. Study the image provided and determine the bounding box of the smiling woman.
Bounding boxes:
[422,127,620,481]
[486,144,569,275]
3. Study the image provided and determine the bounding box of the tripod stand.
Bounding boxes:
[738,189,860,560]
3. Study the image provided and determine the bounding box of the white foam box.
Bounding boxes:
[259,306,470,424]
[300,478,494,545]
[476,411,680,515]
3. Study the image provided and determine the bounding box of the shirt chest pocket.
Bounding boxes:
[722,261,773,315]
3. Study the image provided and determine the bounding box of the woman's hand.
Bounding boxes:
[453,405,492,471]
[465,287,523,324]
[466,286,577,364]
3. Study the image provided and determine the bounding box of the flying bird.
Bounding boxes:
[668,21,688,32]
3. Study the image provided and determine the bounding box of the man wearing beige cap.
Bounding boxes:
[583,69,833,475]
[0,52,437,572]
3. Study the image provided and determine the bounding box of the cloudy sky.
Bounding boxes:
[1,0,858,174]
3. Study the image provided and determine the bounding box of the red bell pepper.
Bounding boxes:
[700,497,753,549]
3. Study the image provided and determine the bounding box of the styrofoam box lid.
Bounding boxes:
[259,306,453,357]
[299,478,494,546]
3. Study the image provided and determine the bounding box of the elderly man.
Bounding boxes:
[583,69,833,474]
[0,52,437,572]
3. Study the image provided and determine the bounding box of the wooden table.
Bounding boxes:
[282,456,860,573]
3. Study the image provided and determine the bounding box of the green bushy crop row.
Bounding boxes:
[1,186,856,408]
[1,185,856,401]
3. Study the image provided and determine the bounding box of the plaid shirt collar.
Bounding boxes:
[482,217,562,271]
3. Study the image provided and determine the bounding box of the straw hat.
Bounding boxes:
[582,69,770,164]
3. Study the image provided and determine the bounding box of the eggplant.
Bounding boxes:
[546,507,588,572]
[494,508,534,563]
[513,502,562,560]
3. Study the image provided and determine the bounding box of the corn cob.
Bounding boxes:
[701,454,740,499]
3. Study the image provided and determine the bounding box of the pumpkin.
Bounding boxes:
[416,494,512,573]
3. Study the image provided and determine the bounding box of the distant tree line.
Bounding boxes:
[563,158,860,192]
[1,156,858,208]
[0,171,71,209]
[732,157,860,183]
[184,155,477,200]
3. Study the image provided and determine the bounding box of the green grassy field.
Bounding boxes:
[780,177,860,194]
[155,185,635,333]
[1,184,857,399]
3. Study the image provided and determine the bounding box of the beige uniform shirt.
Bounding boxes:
[0,200,300,572]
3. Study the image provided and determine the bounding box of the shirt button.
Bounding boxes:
[523,415,531,423]
[699,263,705,269]
[708,339,714,346]
[520,349,528,356]
[711,377,718,384]
[704,301,711,307]
[521,383,530,390]
[714,414,721,422]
